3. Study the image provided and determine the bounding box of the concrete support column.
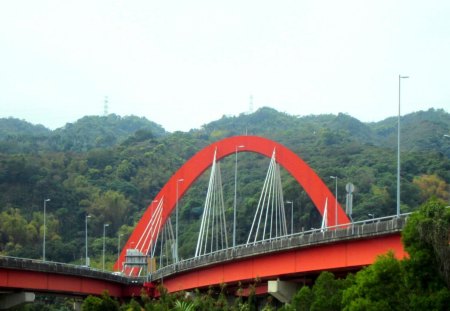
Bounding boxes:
[73,300,82,311]
[268,280,298,303]
[0,292,35,309]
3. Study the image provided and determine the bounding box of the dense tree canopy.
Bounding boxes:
[282,199,450,311]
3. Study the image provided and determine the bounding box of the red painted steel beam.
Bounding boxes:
[159,233,406,294]
[0,269,142,298]
[115,136,350,272]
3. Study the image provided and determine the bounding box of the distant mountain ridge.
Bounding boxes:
[0,114,167,153]
[0,107,448,156]
[0,117,50,138]
[197,107,449,157]
[370,108,450,153]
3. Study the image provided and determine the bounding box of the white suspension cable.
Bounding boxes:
[135,199,164,252]
[195,149,228,257]
[248,149,274,243]
[150,200,165,258]
[247,148,287,244]
[265,157,275,240]
[321,197,328,231]
[139,200,164,254]
[196,150,215,256]
[276,164,288,236]
[247,149,273,244]
[157,214,176,268]
[217,162,228,249]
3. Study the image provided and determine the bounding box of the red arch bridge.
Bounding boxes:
[0,136,408,307]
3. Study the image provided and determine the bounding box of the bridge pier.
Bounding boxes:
[0,292,35,309]
[268,280,298,303]
[73,300,82,311]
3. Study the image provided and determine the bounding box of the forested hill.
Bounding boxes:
[0,117,50,138]
[371,109,450,154]
[200,107,450,157]
[0,114,166,153]
[0,107,449,266]
[1,108,449,155]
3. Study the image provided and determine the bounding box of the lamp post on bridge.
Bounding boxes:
[397,75,409,217]
[117,233,123,271]
[103,223,109,271]
[330,176,338,227]
[43,198,50,262]
[176,178,184,262]
[286,200,294,235]
[233,145,245,248]
[85,214,91,266]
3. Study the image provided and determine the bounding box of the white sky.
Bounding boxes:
[0,1,449,132]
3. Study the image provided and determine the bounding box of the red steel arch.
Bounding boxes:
[114,135,350,271]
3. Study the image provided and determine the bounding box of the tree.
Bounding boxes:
[402,197,450,288]
[290,286,313,311]
[342,198,450,311]
[88,191,130,232]
[342,252,408,311]
[81,296,102,311]
[310,272,345,311]
[173,301,195,311]
[119,298,141,311]
[413,174,449,204]
[82,292,119,311]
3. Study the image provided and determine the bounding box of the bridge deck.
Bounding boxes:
[0,217,408,298]
[150,216,408,293]
[0,257,144,298]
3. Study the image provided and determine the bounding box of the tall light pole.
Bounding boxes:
[43,198,50,261]
[103,223,109,271]
[330,176,338,227]
[85,214,91,266]
[117,233,123,270]
[398,75,409,216]
[175,178,184,262]
[286,201,294,235]
[233,145,245,248]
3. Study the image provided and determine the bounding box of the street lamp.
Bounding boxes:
[175,178,184,262]
[43,198,50,261]
[85,214,91,266]
[286,201,294,235]
[330,176,338,227]
[444,134,450,139]
[103,223,109,271]
[398,75,409,217]
[233,145,245,248]
[368,213,375,220]
[117,233,123,270]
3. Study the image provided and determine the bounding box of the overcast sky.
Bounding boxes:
[0,1,449,132]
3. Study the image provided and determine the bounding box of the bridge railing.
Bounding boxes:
[0,214,410,284]
[0,255,146,285]
[149,214,409,281]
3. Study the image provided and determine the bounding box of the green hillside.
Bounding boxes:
[0,114,166,153]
